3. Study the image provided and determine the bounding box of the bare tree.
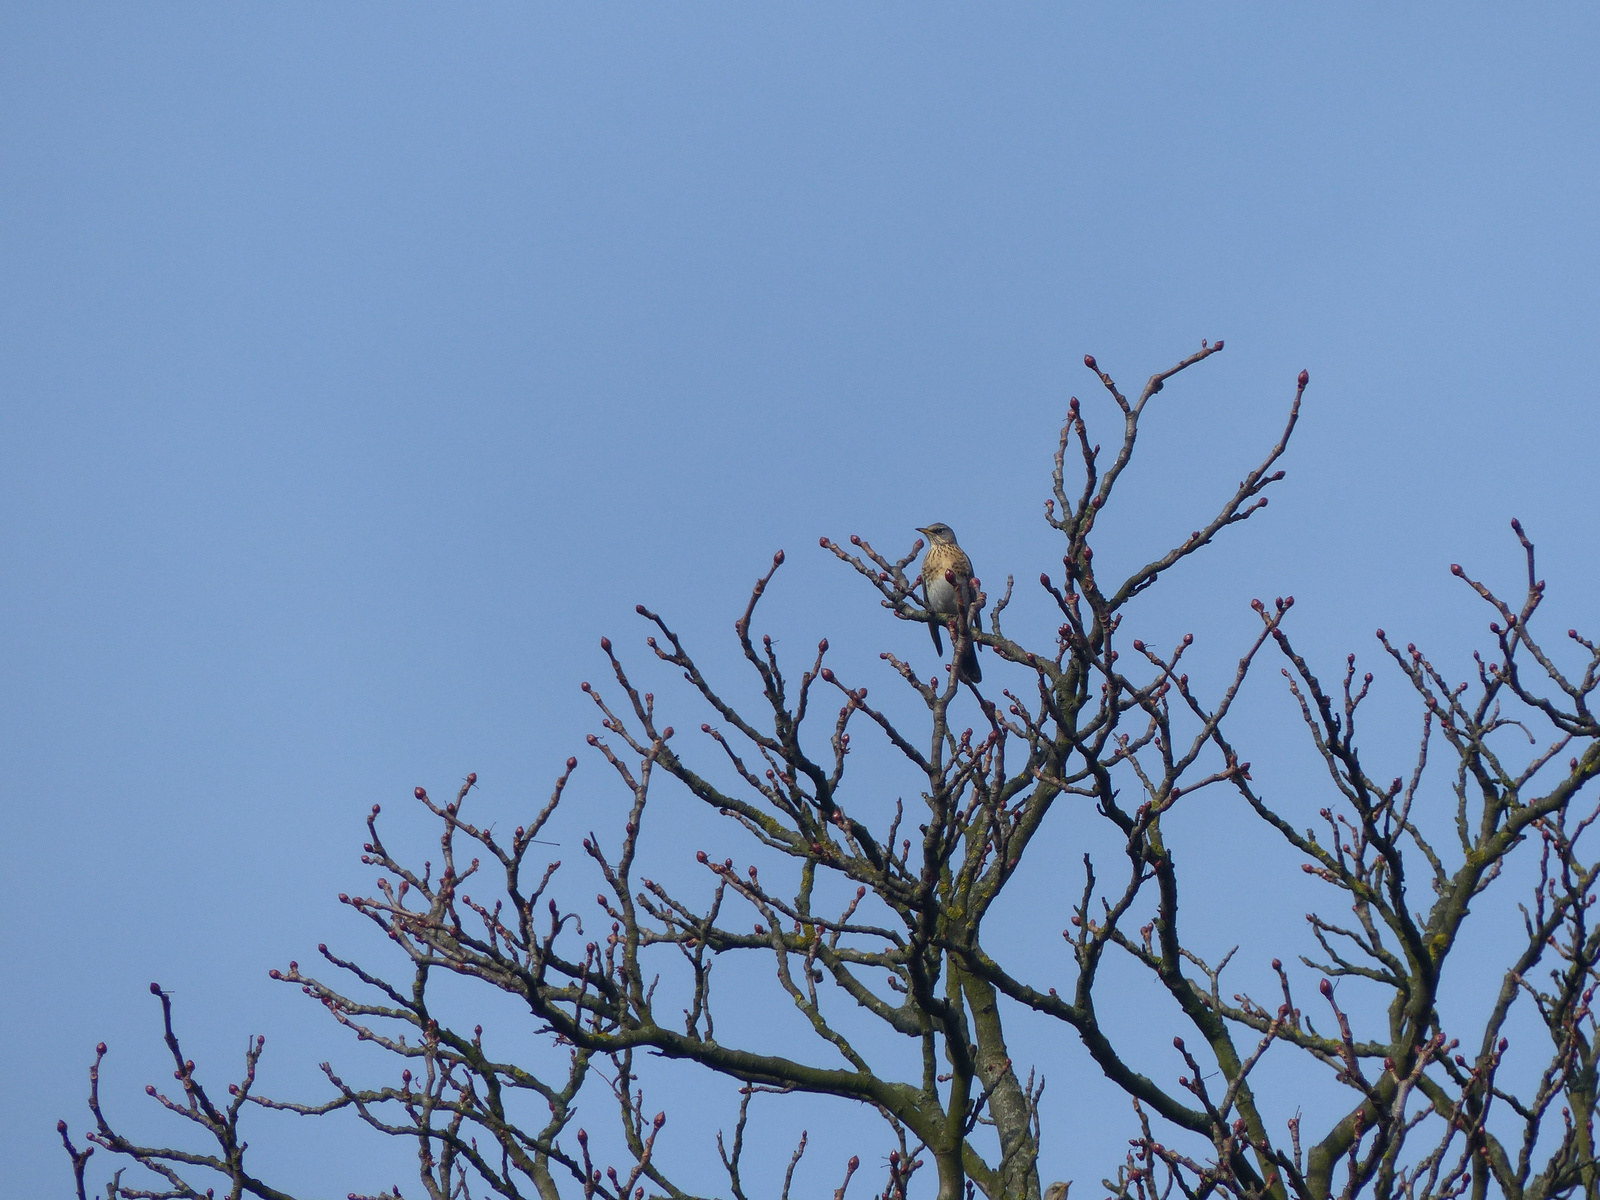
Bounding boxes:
[65,343,1600,1200]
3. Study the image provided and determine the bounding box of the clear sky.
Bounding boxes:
[4,5,1598,1197]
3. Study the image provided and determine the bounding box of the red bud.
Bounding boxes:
[1297,368,1309,387]
[1084,354,1098,371]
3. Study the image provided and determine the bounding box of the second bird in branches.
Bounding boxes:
[917,522,982,683]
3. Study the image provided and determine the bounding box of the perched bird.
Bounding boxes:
[916,522,982,683]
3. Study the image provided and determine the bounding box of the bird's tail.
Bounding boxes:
[957,638,982,684]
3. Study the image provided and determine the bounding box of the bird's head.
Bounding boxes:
[916,522,957,544]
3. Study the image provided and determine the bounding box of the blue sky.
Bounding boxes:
[4,5,1599,1196]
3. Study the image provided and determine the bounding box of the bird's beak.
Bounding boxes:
[915,526,931,536]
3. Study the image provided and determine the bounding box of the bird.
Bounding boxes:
[916,522,982,683]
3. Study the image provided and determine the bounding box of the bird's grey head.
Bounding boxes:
[917,522,957,544]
